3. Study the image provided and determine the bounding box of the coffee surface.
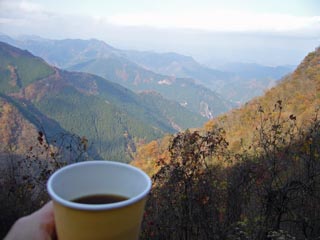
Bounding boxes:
[72,194,128,204]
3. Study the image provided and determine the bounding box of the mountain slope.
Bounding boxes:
[123,50,231,85]
[123,50,294,104]
[206,47,320,150]
[0,35,119,68]
[68,56,232,117]
[0,42,55,93]
[0,42,205,161]
[215,62,295,103]
[0,95,44,154]
[0,35,233,117]
[133,46,320,173]
[138,91,205,131]
[220,62,295,79]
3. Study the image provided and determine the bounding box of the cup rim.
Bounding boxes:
[47,160,152,211]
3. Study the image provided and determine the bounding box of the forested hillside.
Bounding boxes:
[0,42,55,93]
[68,56,232,118]
[133,47,320,171]
[206,46,320,151]
[133,47,320,239]
[0,41,206,162]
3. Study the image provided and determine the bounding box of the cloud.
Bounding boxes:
[107,10,320,33]
[19,1,44,12]
[0,1,318,66]
[1,0,319,39]
[0,0,53,25]
[0,0,44,13]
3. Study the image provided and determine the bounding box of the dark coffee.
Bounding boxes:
[72,194,128,204]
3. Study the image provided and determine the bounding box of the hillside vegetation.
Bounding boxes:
[205,46,320,151]
[134,47,320,172]
[135,46,320,166]
[0,41,206,162]
[0,43,54,93]
[68,55,232,118]
[133,47,320,239]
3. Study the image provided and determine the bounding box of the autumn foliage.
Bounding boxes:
[0,130,89,238]
[135,47,320,239]
[140,104,320,239]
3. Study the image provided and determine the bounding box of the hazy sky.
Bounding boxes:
[0,0,319,66]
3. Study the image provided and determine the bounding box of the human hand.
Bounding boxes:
[4,201,56,240]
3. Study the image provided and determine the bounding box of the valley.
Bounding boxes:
[0,41,206,162]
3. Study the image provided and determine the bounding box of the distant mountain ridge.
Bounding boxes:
[0,34,294,110]
[0,41,206,161]
[0,35,119,68]
[219,62,295,79]
[123,50,295,104]
[0,34,234,117]
[122,50,232,86]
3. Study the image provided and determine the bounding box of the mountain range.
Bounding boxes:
[0,34,233,118]
[123,51,295,103]
[0,34,299,162]
[0,34,294,112]
[0,41,206,162]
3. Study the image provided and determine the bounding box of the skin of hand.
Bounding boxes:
[4,201,56,240]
